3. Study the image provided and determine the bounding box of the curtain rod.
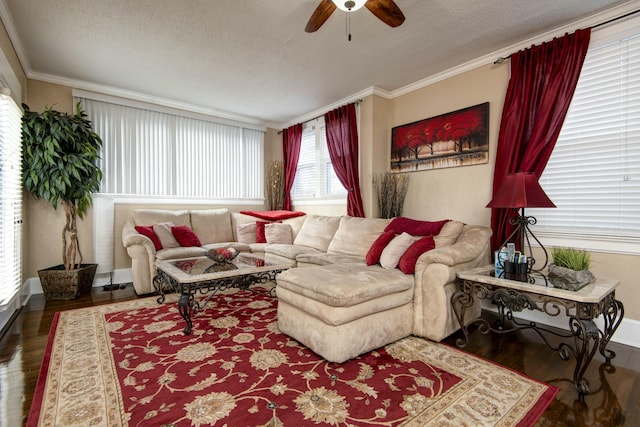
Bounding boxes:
[493,8,640,64]
[278,99,363,134]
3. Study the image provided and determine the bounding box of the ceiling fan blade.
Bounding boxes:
[365,0,405,28]
[305,0,337,33]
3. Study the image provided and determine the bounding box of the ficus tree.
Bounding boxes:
[21,102,103,270]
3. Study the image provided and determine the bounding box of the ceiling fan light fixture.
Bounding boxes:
[333,0,367,12]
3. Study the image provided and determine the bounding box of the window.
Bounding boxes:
[76,94,265,201]
[0,90,22,307]
[291,118,347,199]
[530,18,640,253]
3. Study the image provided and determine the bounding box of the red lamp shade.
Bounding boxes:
[486,172,556,209]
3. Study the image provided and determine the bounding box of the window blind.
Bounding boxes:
[78,97,264,200]
[530,30,640,240]
[0,91,22,306]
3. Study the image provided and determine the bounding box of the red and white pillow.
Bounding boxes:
[236,221,293,244]
[135,222,201,250]
[365,217,447,274]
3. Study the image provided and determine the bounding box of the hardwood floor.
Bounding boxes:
[1,285,637,426]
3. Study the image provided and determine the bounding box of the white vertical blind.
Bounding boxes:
[78,97,264,199]
[0,91,22,306]
[530,27,640,240]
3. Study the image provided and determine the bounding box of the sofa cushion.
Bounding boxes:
[365,230,395,266]
[153,222,181,249]
[201,242,252,253]
[236,222,257,244]
[327,216,391,258]
[276,263,413,308]
[398,235,436,274]
[293,215,342,252]
[265,243,322,260]
[190,208,233,245]
[385,217,450,236]
[295,253,364,266]
[133,209,190,227]
[255,221,272,243]
[156,246,207,260]
[134,225,162,251]
[379,232,415,269]
[230,212,259,241]
[434,220,464,247]
[265,223,292,244]
[171,225,201,247]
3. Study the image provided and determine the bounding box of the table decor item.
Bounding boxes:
[205,247,239,264]
[548,247,594,291]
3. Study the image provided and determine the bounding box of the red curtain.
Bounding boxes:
[490,28,591,252]
[282,123,302,211]
[324,103,365,217]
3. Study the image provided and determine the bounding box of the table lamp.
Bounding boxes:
[487,172,556,272]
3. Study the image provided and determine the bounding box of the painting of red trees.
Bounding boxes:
[391,102,489,172]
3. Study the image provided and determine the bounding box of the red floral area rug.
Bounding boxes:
[28,286,557,426]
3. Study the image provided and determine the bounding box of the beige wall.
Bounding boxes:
[10,27,637,321]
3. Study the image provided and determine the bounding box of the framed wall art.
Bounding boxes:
[390,102,489,173]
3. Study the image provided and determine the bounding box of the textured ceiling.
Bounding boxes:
[1,0,635,127]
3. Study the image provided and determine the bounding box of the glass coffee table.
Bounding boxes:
[154,252,294,335]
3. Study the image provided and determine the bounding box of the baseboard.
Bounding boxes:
[27,268,133,295]
[481,300,640,349]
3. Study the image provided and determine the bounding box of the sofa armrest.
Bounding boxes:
[122,219,157,294]
[411,225,492,341]
[122,219,156,254]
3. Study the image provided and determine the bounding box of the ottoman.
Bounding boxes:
[276,263,414,363]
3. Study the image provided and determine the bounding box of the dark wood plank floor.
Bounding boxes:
[1,285,637,426]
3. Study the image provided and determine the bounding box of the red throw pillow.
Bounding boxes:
[240,210,306,221]
[171,225,202,247]
[255,221,270,243]
[385,217,450,236]
[135,225,162,251]
[365,230,396,266]
[398,235,436,274]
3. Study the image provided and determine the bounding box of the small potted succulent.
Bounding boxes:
[548,247,595,291]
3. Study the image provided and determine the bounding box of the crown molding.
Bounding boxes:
[30,70,270,128]
[388,0,640,98]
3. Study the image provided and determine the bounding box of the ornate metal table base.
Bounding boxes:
[154,267,283,335]
[452,279,624,396]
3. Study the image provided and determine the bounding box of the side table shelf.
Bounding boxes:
[452,265,624,396]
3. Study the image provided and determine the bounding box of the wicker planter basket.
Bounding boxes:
[38,264,98,300]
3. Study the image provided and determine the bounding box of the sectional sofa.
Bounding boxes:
[122,208,492,361]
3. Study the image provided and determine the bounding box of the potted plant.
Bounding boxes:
[21,102,103,300]
[548,247,595,291]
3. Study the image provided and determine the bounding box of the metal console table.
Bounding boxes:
[155,253,293,335]
[452,265,624,395]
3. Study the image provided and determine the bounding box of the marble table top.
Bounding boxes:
[457,265,620,303]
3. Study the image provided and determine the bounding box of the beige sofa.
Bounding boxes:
[122,209,491,362]
[121,208,307,294]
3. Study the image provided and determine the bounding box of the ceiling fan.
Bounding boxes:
[305,0,405,33]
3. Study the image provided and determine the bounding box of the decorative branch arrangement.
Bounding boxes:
[373,172,410,218]
[266,160,285,210]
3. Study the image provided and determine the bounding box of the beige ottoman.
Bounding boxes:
[276,263,414,363]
